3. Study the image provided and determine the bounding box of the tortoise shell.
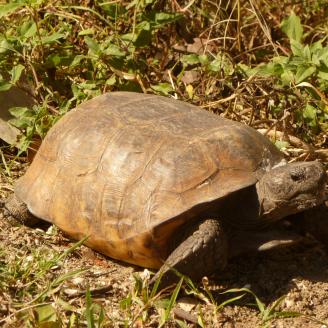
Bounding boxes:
[15,92,284,268]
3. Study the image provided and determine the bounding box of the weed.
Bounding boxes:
[222,287,328,327]
[241,11,328,137]
[84,288,106,328]
[0,234,87,326]
[1,1,326,153]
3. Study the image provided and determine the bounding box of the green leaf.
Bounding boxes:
[208,54,234,75]
[153,12,182,25]
[175,319,189,328]
[303,104,317,124]
[46,54,74,67]
[318,69,328,81]
[135,21,151,47]
[281,69,295,85]
[100,3,126,20]
[122,21,152,47]
[68,313,77,328]
[85,36,101,55]
[160,277,183,327]
[78,28,94,36]
[85,289,95,328]
[198,54,208,66]
[272,55,289,65]
[317,47,328,64]
[217,293,246,310]
[0,2,25,18]
[275,140,290,149]
[151,82,173,95]
[295,65,316,83]
[186,84,194,99]
[208,59,222,72]
[56,298,75,312]
[281,11,303,42]
[11,64,25,84]
[105,75,116,86]
[103,43,126,57]
[52,268,86,287]
[70,55,87,67]
[9,106,31,118]
[198,315,205,328]
[310,41,323,54]
[120,32,134,43]
[98,307,105,327]
[302,45,311,61]
[311,53,321,66]
[256,62,283,76]
[0,39,12,54]
[19,20,37,39]
[0,80,12,92]
[41,32,65,44]
[290,40,304,57]
[181,54,200,65]
[8,106,35,130]
[119,292,132,310]
[77,81,98,90]
[9,116,34,129]
[236,63,255,77]
[35,304,58,323]
[270,311,302,320]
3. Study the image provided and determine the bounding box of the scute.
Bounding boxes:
[15,92,284,268]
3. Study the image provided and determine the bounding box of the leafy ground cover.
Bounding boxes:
[0,0,327,327]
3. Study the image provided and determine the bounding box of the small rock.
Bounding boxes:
[177,296,199,312]
[284,298,295,308]
[71,277,84,285]
[63,288,80,296]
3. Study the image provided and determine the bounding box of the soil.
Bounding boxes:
[1,167,328,327]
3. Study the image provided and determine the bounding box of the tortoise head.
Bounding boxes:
[256,161,327,221]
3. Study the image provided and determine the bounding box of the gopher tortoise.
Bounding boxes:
[6,92,327,286]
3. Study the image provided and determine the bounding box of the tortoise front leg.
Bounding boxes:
[4,193,42,226]
[151,219,228,288]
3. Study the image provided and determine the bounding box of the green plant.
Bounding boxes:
[0,1,184,151]
[0,236,87,326]
[242,12,328,135]
[84,288,106,328]
[220,288,299,327]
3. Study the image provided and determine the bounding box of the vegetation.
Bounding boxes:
[0,0,327,150]
[0,0,327,326]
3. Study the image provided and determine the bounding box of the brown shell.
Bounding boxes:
[15,92,284,268]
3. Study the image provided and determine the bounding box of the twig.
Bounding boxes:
[202,93,238,107]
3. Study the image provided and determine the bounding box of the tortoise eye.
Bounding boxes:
[290,170,305,182]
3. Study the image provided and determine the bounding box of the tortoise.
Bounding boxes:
[5,91,327,285]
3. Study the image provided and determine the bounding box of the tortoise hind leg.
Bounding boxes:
[151,219,228,288]
[4,193,43,227]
